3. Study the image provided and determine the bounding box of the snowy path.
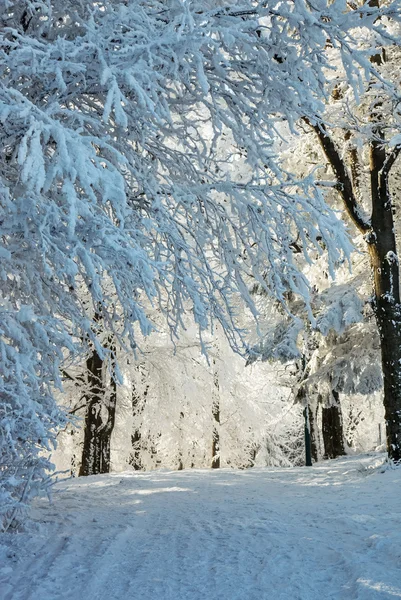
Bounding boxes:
[1,454,401,600]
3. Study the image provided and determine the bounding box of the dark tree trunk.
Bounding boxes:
[100,341,117,472]
[79,345,103,477]
[367,134,401,462]
[79,336,117,476]
[308,405,319,463]
[322,392,345,460]
[211,359,220,468]
[304,407,312,466]
[368,215,401,461]
[297,380,319,464]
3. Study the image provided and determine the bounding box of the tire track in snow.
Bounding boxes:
[3,534,69,600]
[2,457,399,600]
[123,479,278,600]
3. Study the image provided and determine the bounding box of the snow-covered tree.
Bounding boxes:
[1,0,397,528]
[249,2,401,462]
[302,11,401,461]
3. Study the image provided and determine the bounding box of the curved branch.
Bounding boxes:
[304,118,371,233]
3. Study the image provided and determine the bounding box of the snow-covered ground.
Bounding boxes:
[1,454,401,600]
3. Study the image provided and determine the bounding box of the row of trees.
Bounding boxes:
[59,327,379,477]
[1,0,401,529]
[57,307,386,478]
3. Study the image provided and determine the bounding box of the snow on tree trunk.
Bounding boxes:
[366,33,401,462]
[178,411,185,471]
[367,193,401,461]
[308,405,319,463]
[79,332,117,477]
[129,365,149,471]
[211,358,220,469]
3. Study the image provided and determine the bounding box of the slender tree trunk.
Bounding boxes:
[178,411,184,470]
[211,402,220,468]
[70,429,78,477]
[130,383,142,471]
[296,353,319,464]
[308,405,319,463]
[297,378,318,464]
[322,391,345,460]
[211,359,220,468]
[304,406,312,466]
[129,365,149,471]
[345,405,364,448]
[99,339,117,473]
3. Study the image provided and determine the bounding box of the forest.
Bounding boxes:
[1,0,401,540]
[3,2,401,598]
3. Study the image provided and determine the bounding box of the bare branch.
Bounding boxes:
[61,370,85,384]
[69,402,87,415]
[304,118,371,233]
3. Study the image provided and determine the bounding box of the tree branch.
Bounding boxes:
[304,118,371,233]
[69,402,87,415]
[344,130,364,204]
[61,370,85,384]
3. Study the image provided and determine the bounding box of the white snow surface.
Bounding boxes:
[1,454,401,600]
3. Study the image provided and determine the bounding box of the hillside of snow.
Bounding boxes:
[1,454,401,600]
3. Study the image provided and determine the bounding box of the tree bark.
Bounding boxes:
[296,378,319,464]
[322,391,345,459]
[367,163,401,462]
[308,405,319,463]
[79,335,117,476]
[100,343,117,472]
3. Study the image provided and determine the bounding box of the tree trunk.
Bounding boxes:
[129,365,149,471]
[308,405,319,463]
[297,380,319,464]
[79,337,117,476]
[368,203,401,462]
[211,359,220,468]
[322,391,345,460]
[367,103,401,461]
[129,383,142,471]
[178,411,184,470]
[101,341,117,472]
